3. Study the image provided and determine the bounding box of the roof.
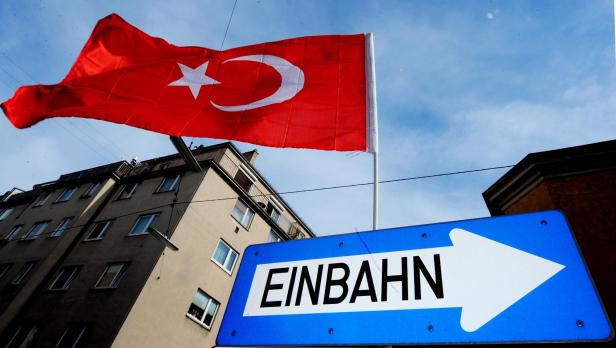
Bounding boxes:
[0,141,313,236]
[483,139,616,215]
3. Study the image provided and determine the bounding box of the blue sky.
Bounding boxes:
[1,0,615,236]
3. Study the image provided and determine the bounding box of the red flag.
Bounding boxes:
[1,14,376,152]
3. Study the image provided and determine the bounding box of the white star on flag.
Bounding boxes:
[168,61,219,99]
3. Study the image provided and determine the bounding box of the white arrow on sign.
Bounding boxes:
[244,228,565,332]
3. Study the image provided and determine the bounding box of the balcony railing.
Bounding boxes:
[217,153,304,239]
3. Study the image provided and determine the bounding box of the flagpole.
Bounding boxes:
[366,33,379,230]
[373,147,379,230]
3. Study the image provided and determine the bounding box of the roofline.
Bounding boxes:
[482,139,616,215]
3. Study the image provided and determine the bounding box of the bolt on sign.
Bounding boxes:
[218,211,613,346]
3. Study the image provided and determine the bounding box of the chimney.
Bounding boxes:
[242,149,259,164]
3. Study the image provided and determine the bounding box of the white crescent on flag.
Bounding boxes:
[210,55,305,112]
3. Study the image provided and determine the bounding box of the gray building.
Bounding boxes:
[0,142,313,347]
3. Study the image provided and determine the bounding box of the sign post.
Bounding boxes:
[217,211,613,346]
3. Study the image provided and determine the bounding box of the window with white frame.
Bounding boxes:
[231,199,254,229]
[82,181,101,198]
[187,289,220,329]
[49,266,80,290]
[94,262,128,288]
[212,240,238,274]
[268,230,282,243]
[128,213,160,236]
[11,261,36,285]
[116,182,139,200]
[0,207,14,221]
[266,202,281,223]
[23,222,49,240]
[50,218,73,238]
[55,187,78,203]
[3,225,23,241]
[157,174,181,193]
[34,191,53,207]
[55,324,86,348]
[233,165,256,192]
[0,263,12,280]
[84,220,113,241]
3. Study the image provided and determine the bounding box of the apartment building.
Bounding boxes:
[0,142,313,347]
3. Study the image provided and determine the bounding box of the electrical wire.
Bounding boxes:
[220,0,239,51]
[189,0,239,149]
[1,163,513,243]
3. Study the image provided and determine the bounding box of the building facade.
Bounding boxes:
[0,142,313,347]
[483,140,615,327]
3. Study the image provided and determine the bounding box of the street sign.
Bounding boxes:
[217,211,613,346]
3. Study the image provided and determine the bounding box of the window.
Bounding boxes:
[49,266,80,290]
[117,182,139,200]
[156,174,181,193]
[84,220,113,241]
[266,202,281,223]
[0,263,12,280]
[212,240,238,274]
[82,181,101,198]
[268,230,282,243]
[233,165,256,192]
[11,261,36,285]
[50,218,73,238]
[0,207,14,221]
[4,225,23,241]
[55,324,86,348]
[94,263,128,288]
[296,232,306,239]
[23,222,49,240]
[231,199,254,229]
[187,289,220,329]
[55,187,78,203]
[6,325,38,348]
[34,191,53,207]
[128,213,160,236]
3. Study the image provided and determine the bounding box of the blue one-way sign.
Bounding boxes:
[217,211,612,346]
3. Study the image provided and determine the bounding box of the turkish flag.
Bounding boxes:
[1,14,377,152]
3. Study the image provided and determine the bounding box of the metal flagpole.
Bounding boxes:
[373,143,379,230]
[366,33,379,230]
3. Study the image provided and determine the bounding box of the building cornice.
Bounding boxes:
[483,139,616,215]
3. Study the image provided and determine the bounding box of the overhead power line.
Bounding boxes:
[2,163,513,242]
[220,0,239,50]
[189,0,239,149]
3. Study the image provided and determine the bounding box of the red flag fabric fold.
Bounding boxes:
[2,13,373,152]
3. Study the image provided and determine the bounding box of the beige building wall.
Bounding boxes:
[112,166,278,347]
